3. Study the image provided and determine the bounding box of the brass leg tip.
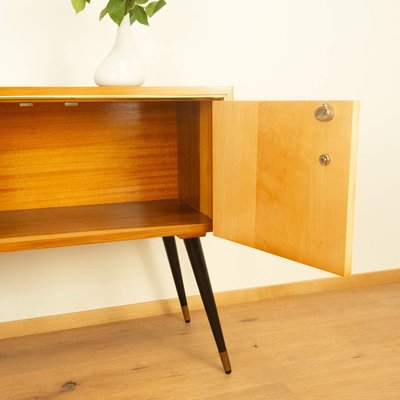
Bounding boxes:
[181,305,191,323]
[219,351,232,374]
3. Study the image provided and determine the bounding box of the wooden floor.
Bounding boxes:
[0,281,399,400]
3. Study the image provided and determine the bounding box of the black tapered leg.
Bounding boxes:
[162,236,191,323]
[184,237,232,374]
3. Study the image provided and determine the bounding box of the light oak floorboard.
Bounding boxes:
[0,282,398,400]
[199,383,299,400]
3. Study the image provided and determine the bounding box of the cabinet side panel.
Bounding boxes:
[176,102,213,218]
[344,101,360,271]
[213,102,258,245]
[0,102,178,211]
[177,102,200,210]
[199,101,213,218]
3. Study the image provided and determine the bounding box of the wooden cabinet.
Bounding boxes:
[0,87,358,276]
[0,87,359,373]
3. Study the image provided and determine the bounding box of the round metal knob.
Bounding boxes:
[319,154,331,166]
[315,103,334,122]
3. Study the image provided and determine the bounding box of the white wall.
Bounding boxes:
[0,0,399,323]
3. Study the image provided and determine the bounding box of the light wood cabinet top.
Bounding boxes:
[0,86,234,102]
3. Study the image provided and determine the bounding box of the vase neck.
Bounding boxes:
[114,14,135,48]
[119,14,131,33]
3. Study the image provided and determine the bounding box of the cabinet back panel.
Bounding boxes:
[0,102,178,211]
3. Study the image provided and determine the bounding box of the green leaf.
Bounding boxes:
[129,9,136,24]
[134,6,149,25]
[136,0,149,4]
[145,0,166,17]
[127,0,135,11]
[99,6,108,20]
[71,0,86,13]
[85,0,91,3]
[106,0,127,25]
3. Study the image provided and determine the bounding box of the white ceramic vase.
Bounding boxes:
[94,15,145,87]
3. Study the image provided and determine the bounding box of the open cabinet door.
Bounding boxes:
[212,101,359,276]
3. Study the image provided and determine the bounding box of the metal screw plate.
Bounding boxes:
[315,103,334,122]
[319,154,331,166]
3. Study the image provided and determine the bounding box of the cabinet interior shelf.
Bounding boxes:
[0,200,212,252]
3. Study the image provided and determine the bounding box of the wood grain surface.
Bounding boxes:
[0,199,212,252]
[213,101,359,276]
[0,86,234,102]
[176,101,213,218]
[0,101,180,211]
[0,279,398,400]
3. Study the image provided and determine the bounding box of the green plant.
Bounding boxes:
[71,0,166,26]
